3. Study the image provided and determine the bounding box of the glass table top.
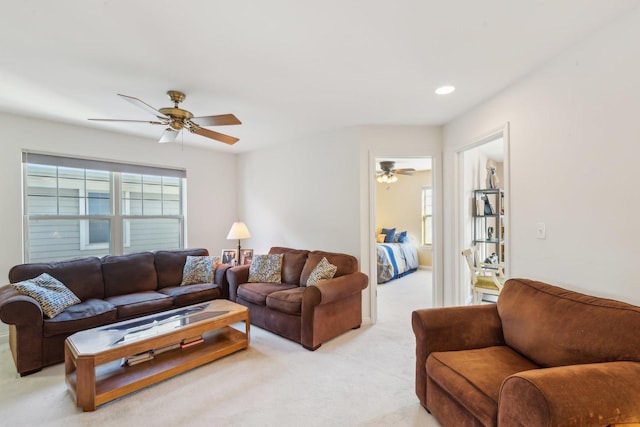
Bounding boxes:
[67,302,231,354]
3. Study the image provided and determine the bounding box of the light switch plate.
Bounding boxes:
[536,222,546,239]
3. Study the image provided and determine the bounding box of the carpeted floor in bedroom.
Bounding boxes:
[0,269,439,427]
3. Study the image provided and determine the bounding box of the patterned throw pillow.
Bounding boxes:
[180,256,214,286]
[306,257,338,286]
[248,254,283,283]
[11,273,81,318]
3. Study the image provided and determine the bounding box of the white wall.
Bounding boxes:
[443,8,640,305]
[236,127,361,256]
[0,112,237,340]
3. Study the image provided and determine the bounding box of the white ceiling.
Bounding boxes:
[1,1,638,153]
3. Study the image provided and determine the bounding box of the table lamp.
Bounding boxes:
[227,221,251,254]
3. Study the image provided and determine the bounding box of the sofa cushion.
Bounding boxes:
[427,346,539,427]
[159,283,221,307]
[300,251,358,286]
[237,282,297,306]
[268,247,310,285]
[12,273,81,319]
[155,248,209,288]
[102,252,158,297]
[43,299,117,337]
[266,287,305,315]
[180,256,215,286]
[9,256,104,301]
[105,291,172,319]
[498,278,640,367]
[248,254,283,283]
[306,257,337,286]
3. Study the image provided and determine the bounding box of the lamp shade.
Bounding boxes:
[227,222,251,240]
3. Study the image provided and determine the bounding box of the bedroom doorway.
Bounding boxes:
[455,124,510,306]
[373,156,434,319]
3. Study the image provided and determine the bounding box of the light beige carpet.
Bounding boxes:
[0,270,439,426]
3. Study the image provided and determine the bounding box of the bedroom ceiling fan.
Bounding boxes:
[376,161,416,183]
[89,90,241,145]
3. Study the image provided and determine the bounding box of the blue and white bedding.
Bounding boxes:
[376,242,419,283]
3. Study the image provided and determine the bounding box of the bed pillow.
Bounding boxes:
[248,254,283,283]
[11,273,81,318]
[376,234,386,243]
[395,231,408,243]
[180,256,216,286]
[381,227,396,243]
[306,257,338,286]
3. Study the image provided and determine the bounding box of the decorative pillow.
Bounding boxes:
[395,231,408,243]
[376,234,386,243]
[306,257,338,286]
[381,227,396,243]
[180,256,214,286]
[11,273,80,318]
[248,254,283,283]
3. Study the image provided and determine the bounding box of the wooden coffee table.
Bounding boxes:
[65,299,249,411]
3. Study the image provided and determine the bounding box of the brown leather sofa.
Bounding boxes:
[412,278,640,427]
[0,248,230,376]
[226,247,368,350]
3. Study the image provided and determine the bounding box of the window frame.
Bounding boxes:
[22,152,186,263]
[421,186,433,247]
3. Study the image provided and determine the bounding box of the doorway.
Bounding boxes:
[455,124,510,306]
[370,156,435,322]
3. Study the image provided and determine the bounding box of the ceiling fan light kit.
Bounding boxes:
[377,173,398,184]
[89,90,241,145]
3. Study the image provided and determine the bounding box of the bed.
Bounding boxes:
[376,241,419,284]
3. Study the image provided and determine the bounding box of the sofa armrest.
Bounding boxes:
[226,264,250,302]
[214,264,232,300]
[302,272,369,306]
[411,304,504,407]
[0,285,44,326]
[499,361,640,426]
[0,284,45,375]
[300,272,368,350]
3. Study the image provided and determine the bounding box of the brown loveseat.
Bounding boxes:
[0,248,229,376]
[226,247,368,350]
[412,278,640,427]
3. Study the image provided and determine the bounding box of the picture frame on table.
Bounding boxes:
[221,249,238,266]
[240,249,254,265]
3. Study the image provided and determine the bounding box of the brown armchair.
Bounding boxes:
[412,278,640,427]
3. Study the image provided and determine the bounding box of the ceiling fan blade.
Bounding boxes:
[190,126,239,145]
[118,94,168,119]
[159,128,180,143]
[394,168,416,175]
[88,118,165,125]
[192,114,242,127]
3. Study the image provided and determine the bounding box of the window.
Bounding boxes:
[422,186,433,246]
[23,153,186,263]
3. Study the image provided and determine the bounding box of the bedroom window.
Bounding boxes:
[422,186,433,246]
[22,152,186,263]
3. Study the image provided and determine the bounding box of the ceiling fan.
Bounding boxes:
[376,161,416,183]
[89,90,241,145]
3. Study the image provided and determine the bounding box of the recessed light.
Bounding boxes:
[435,85,455,95]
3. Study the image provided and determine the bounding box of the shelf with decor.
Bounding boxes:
[472,188,505,264]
